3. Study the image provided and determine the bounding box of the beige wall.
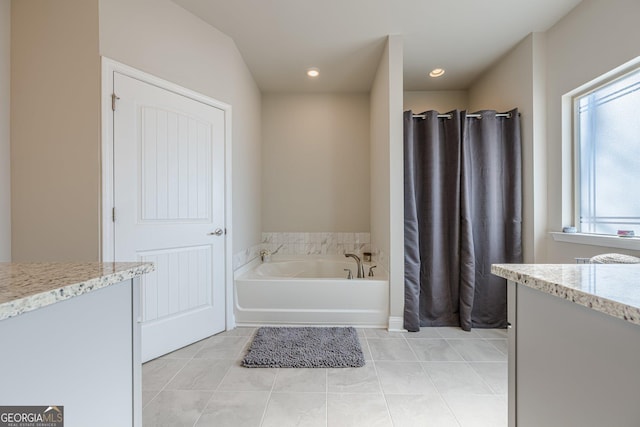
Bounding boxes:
[387,35,405,328]
[0,0,9,261]
[11,0,100,261]
[99,0,262,258]
[403,90,468,113]
[9,0,261,261]
[370,41,391,273]
[545,0,640,262]
[370,35,404,329]
[468,33,547,263]
[471,0,640,263]
[261,93,370,232]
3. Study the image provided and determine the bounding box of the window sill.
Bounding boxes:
[550,232,640,251]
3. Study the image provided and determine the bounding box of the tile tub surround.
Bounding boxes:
[491,263,640,326]
[0,262,154,320]
[233,243,263,270]
[233,233,374,271]
[262,232,371,256]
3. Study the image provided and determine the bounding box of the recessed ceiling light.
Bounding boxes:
[307,68,320,78]
[429,68,445,78]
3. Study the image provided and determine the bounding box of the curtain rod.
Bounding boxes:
[412,112,514,119]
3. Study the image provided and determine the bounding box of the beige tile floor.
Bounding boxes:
[142,327,507,427]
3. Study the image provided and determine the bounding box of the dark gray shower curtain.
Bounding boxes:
[404,109,522,332]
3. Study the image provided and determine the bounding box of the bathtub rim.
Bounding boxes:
[233,254,390,328]
[234,254,388,281]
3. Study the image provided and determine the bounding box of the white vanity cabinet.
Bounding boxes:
[0,263,153,427]
[506,280,517,427]
[495,264,640,427]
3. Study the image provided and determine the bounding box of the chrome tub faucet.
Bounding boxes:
[345,253,365,278]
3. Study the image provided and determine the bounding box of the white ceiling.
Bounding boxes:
[173,0,582,93]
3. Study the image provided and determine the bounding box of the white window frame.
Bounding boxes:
[573,65,640,235]
[551,56,640,251]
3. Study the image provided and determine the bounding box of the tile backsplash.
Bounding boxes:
[262,232,371,256]
[232,243,263,271]
[232,232,373,271]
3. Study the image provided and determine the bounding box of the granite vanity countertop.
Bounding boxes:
[0,262,155,321]
[492,263,640,326]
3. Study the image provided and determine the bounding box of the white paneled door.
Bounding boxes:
[113,72,226,362]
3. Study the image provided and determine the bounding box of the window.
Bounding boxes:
[575,66,640,235]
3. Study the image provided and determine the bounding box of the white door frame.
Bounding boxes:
[101,57,235,330]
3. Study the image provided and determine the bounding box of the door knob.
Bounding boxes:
[208,228,224,236]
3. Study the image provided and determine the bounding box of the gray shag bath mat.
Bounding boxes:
[242,326,365,368]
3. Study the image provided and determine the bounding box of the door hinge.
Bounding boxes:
[112,207,116,222]
[111,93,120,111]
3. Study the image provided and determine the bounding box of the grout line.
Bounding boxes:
[191,391,216,427]
[467,361,507,395]
[141,344,200,424]
[141,389,161,411]
[211,329,255,393]
[447,336,508,363]
[418,333,466,427]
[438,329,507,426]
[153,357,190,393]
[254,327,276,427]
[485,338,509,356]
[142,327,257,425]
[258,367,278,427]
[367,332,395,425]
[188,332,248,426]
[325,367,329,427]
[435,326,481,340]
[407,334,442,396]
[443,337,469,362]
[403,333,422,362]
[440,393,464,427]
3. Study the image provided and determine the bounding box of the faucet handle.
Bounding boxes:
[344,269,353,280]
[368,265,377,277]
[260,249,271,262]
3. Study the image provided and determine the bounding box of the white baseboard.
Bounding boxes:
[387,316,406,332]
